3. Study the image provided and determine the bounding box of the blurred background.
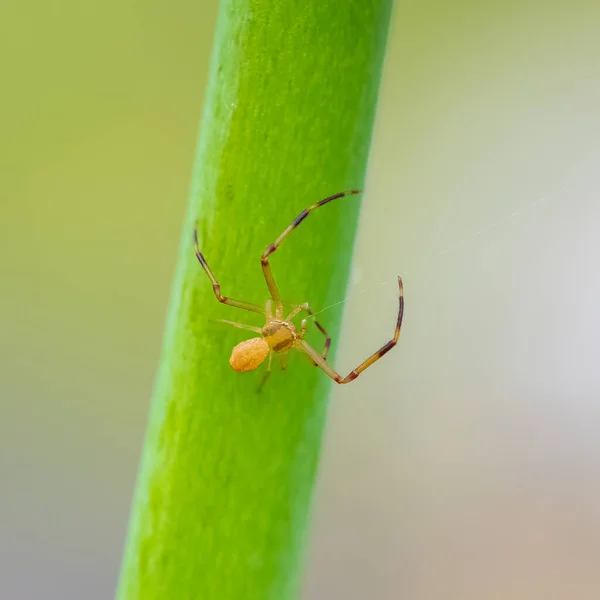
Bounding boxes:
[2,1,600,599]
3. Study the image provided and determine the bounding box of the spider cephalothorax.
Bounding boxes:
[194,190,404,389]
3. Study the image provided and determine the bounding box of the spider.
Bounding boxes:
[193,190,404,388]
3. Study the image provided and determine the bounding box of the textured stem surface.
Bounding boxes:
[117,1,393,598]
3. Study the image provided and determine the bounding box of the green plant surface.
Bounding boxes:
[117,1,394,599]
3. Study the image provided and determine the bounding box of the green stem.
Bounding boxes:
[117,1,393,599]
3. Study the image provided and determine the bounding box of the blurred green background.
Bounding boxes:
[2,1,600,599]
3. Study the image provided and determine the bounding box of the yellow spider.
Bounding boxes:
[194,190,403,388]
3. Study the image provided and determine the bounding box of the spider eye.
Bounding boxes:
[229,338,269,372]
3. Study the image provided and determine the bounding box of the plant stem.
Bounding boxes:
[117,1,394,598]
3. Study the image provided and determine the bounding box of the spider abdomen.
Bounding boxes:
[229,337,269,372]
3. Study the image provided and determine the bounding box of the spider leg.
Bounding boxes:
[217,319,263,333]
[299,328,318,366]
[285,302,309,321]
[279,351,289,371]
[261,190,361,319]
[297,320,321,367]
[194,226,264,314]
[287,305,331,360]
[300,319,308,338]
[266,299,274,321]
[298,277,403,384]
[305,307,331,360]
[257,351,274,392]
